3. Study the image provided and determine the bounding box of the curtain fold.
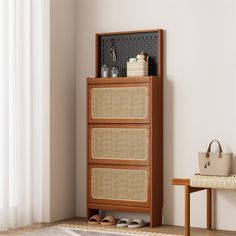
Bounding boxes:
[0,0,50,231]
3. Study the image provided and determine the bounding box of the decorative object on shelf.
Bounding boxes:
[101,65,109,78]
[110,39,117,62]
[137,51,149,62]
[198,140,232,176]
[127,52,149,77]
[110,67,118,77]
[129,58,137,63]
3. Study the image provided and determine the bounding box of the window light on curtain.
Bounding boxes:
[0,0,49,231]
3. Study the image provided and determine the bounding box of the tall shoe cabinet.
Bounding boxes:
[87,30,163,227]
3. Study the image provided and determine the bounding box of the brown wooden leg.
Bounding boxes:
[150,205,162,227]
[185,185,190,236]
[207,189,212,230]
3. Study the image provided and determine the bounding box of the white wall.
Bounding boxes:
[76,0,236,230]
[50,0,77,222]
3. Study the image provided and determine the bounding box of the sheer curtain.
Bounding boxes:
[0,0,50,231]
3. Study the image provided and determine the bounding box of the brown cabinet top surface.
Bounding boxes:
[87,76,159,84]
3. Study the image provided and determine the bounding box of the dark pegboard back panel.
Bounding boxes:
[99,32,158,77]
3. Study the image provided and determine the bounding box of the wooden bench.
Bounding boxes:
[172,178,212,236]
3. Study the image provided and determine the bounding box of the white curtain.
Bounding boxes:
[0,0,50,231]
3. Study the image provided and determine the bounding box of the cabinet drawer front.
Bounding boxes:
[89,84,150,123]
[89,166,150,206]
[89,125,149,164]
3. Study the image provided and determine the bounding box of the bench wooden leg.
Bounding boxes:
[207,188,212,230]
[185,185,190,236]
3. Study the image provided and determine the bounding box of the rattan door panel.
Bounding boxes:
[89,124,150,165]
[88,84,150,123]
[89,165,150,207]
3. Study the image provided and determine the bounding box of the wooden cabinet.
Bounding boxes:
[87,76,163,227]
[87,29,163,227]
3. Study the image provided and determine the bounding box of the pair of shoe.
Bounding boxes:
[88,215,116,226]
[117,218,145,228]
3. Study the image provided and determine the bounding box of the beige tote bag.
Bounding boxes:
[199,140,232,176]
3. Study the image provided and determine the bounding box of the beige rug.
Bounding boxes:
[22,224,182,236]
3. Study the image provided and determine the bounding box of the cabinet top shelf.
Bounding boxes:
[87,76,159,84]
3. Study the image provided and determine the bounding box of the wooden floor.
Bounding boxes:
[0,218,235,236]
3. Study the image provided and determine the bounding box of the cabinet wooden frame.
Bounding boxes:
[87,76,163,227]
[88,124,151,165]
[88,164,151,207]
[87,29,163,228]
[88,203,150,214]
[88,83,151,124]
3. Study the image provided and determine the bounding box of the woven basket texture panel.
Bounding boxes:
[91,87,147,119]
[91,128,147,160]
[91,168,147,202]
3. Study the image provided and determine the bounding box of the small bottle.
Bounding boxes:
[110,67,118,77]
[101,65,109,78]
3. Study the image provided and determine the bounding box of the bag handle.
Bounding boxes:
[205,139,223,158]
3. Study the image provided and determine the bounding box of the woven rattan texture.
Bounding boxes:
[190,175,236,189]
[91,128,148,160]
[63,224,182,236]
[100,32,158,77]
[91,87,148,119]
[62,224,182,236]
[91,168,147,202]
